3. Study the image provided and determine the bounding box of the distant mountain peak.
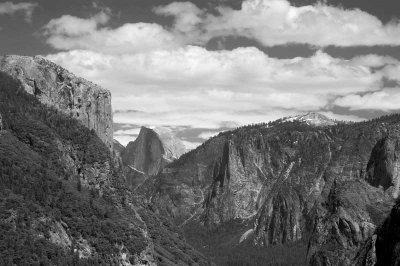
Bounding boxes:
[121,126,186,176]
[284,112,336,126]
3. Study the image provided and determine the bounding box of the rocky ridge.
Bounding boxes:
[0,62,209,265]
[0,55,113,150]
[354,199,400,266]
[143,114,400,265]
[122,127,166,177]
[120,127,186,190]
[283,112,337,126]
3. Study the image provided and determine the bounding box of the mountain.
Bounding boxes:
[142,114,400,265]
[355,199,400,266]
[282,112,337,126]
[121,127,186,177]
[0,55,113,150]
[0,59,210,265]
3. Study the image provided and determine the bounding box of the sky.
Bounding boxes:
[1,0,400,148]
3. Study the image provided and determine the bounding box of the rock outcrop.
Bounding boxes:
[366,136,400,197]
[0,55,113,150]
[122,127,166,176]
[307,180,393,265]
[143,114,400,265]
[281,112,337,127]
[294,112,337,126]
[0,62,210,266]
[354,199,400,266]
[121,126,186,177]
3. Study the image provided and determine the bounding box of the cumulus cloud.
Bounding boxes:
[43,0,400,54]
[46,47,395,130]
[0,1,38,22]
[42,0,400,145]
[156,0,400,47]
[43,12,179,54]
[335,88,400,111]
[198,131,220,140]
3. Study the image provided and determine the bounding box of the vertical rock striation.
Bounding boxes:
[0,55,113,150]
[122,127,166,176]
[143,114,400,265]
[121,126,186,178]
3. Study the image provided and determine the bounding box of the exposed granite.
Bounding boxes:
[143,115,400,265]
[0,55,113,150]
[122,127,166,176]
[354,200,400,266]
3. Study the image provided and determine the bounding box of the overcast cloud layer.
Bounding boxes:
[34,0,400,146]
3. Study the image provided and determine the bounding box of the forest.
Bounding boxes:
[0,72,147,265]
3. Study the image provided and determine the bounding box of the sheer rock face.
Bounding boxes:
[366,137,400,197]
[144,116,400,264]
[0,55,113,150]
[121,127,186,178]
[307,180,393,266]
[122,127,166,176]
[354,201,400,266]
[0,67,211,266]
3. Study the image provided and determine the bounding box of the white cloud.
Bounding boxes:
[156,0,400,47]
[46,47,397,129]
[114,128,141,136]
[198,131,220,140]
[113,135,136,146]
[182,140,202,150]
[43,12,179,54]
[318,111,366,122]
[335,88,400,111]
[43,0,400,54]
[0,1,38,22]
[42,1,400,134]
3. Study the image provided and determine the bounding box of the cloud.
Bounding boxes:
[156,0,400,47]
[42,1,400,136]
[43,12,180,54]
[318,111,366,122]
[43,0,400,54]
[46,47,396,129]
[335,87,400,111]
[0,1,38,22]
[181,140,202,150]
[198,131,220,140]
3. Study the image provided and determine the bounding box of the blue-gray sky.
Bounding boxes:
[1,0,400,147]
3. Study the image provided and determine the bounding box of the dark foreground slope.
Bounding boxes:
[143,114,400,265]
[355,200,400,266]
[0,71,209,265]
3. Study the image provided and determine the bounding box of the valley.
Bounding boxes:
[0,55,399,266]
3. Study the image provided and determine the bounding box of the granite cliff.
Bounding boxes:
[355,199,400,266]
[0,62,209,265]
[0,55,113,150]
[122,127,166,177]
[143,114,400,265]
[120,127,186,190]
